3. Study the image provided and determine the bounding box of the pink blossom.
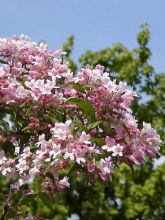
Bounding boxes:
[56,177,70,190]
[115,124,125,139]
[24,215,34,220]
[16,159,27,174]
[78,132,91,144]
[87,162,96,172]
[49,143,61,159]
[50,121,73,141]
[108,144,124,157]
[0,35,161,195]
[63,149,75,161]
[99,157,112,180]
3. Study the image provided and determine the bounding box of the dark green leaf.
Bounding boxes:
[20,193,38,205]
[87,121,101,130]
[39,192,52,210]
[91,137,105,146]
[66,98,96,120]
[72,83,86,93]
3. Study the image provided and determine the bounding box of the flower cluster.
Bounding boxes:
[0,35,161,193]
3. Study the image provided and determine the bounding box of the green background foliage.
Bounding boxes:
[0,25,164,220]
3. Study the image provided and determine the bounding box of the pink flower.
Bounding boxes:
[129,149,145,165]
[121,90,137,109]
[102,136,116,152]
[78,132,91,144]
[50,121,73,141]
[0,150,6,165]
[109,144,124,157]
[16,159,27,174]
[49,143,61,159]
[75,148,86,164]
[64,88,77,96]
[21,147,32,159]
[24,215,34,220]
[99,157,112,180]
[63,150,75,161]
[87,162,96,172]
[56,177,70,191]
[105,136,115,146]
[115,124,125,139]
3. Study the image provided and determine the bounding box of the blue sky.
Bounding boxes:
[0,0,164,72]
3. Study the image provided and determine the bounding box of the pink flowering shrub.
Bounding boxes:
[0,35,161,217]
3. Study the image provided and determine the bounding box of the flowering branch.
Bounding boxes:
[0,35,161,218]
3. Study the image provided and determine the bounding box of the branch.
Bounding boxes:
[0,59,8,65]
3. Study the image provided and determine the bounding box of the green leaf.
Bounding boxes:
[20,193,38,205]
[72,83,86,93]
[0,120,10,131]
[6,208,16,219]
[19,134,31,147]
[68,163,80,176]
[54,110,66,122]
[21,126,30,132]
[91,137,105,146]
[125,135,130,144]
[99,122,116,137]
[1,140,15,155]
[87,121,101,130]
[39,192,52,210]
[70,116,81,133]
[122,123,130,136]
[10,190,23,206]
[66,98,96,120]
